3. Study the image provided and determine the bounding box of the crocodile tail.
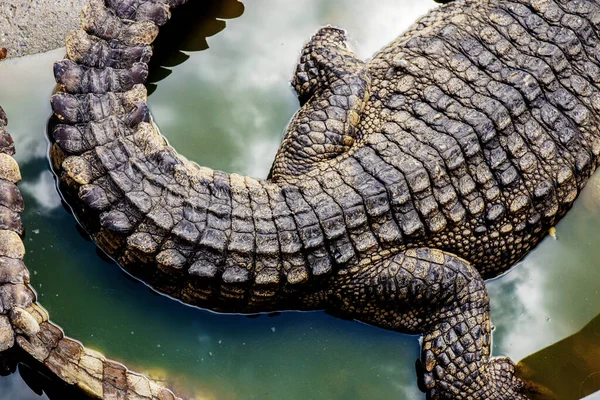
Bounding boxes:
[48,0,326,312]
[0,106,181,399]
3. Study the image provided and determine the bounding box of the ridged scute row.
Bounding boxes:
[0,106,182,399]
[51,0,355,311]
[0,107,31,356]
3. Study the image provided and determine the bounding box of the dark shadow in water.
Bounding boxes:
[147,0,245,94]
[517,313,600,400]
[0,348,93,399]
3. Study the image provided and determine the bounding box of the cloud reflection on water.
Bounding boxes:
[20,171,62,212]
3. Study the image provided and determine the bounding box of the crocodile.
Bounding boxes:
[0,105,182,398]
[46,0,600,398]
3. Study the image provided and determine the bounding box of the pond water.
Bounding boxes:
[0,1,600,399]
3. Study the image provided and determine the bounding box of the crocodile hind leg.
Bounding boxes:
[329,248,526,399]
[270,26,370,181]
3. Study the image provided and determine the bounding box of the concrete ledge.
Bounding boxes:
[583,391,600,399]
[0,0,86,58]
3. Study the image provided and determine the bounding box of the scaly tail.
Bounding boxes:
[0,105,183,399]
[50,0,328,313]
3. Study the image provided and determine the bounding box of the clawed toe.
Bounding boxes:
[479,357,529,399]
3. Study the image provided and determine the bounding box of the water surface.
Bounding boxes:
[0,1,600,399]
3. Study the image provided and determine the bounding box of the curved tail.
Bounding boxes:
[0,105,183,399]
[49,0,331,313]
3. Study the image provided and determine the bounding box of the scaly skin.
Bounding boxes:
[0,106,181,399]
[48,0,600,398]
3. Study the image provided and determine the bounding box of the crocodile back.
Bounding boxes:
[312,0,600,277]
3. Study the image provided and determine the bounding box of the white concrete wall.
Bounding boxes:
[0,0,86,58]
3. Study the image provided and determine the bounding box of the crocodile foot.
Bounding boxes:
[422,355,527,400]
[466,357,527,400]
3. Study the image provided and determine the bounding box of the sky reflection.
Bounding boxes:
[20,170,62,212]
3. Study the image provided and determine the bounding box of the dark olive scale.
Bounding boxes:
[54,59,149,94]
[49,0,600,398]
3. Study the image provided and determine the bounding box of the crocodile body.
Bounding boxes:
[48,0,600,398]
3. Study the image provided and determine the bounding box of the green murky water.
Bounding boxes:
[1,1,600,399]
